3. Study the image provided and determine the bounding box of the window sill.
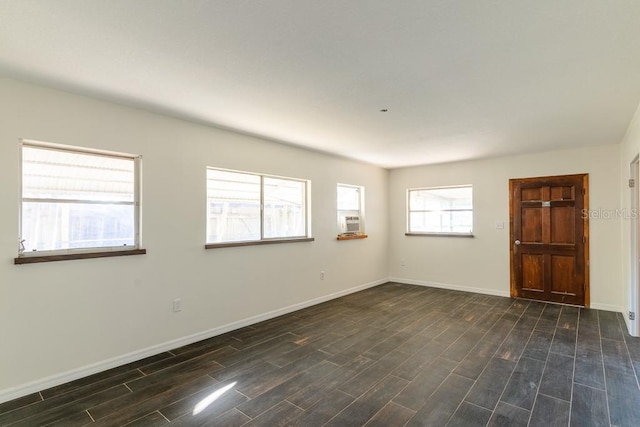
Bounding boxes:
[206,237,315,249]
[14,249,147,265]
[337,234,368,240]
[405,233,474,238]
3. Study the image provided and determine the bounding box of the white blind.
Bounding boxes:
[22,145,135,203]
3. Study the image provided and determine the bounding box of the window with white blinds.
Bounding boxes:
[206,168,309,244]
[19,141,141,256]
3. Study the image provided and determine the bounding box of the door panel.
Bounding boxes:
[510,174,589,306]
[550,207,575,244]
[522,254,544,291]
[550,185,574,200]
[522,187,542,201]
[551,255,577,295]
[521,208,543,243]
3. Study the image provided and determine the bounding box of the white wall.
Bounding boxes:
[389,144,622,311]
[0,78,389,401]
[619,102,640,334]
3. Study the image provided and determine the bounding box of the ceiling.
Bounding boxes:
[1,0,640,168]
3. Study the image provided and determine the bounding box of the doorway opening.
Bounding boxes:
[630,156,639,336]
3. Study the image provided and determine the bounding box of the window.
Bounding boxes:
[18,140,142,260]
[337,183,365,236]
[206,168,311,246]
[407,185,473,235]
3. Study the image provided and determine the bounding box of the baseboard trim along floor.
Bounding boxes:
[0,278,387,404]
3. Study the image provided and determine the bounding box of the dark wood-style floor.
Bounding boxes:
[2,283,640,426]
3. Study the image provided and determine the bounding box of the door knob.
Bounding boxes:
[515,240,521,245]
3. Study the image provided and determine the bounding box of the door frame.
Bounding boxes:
[630,156,639,336]
[509,173,590,307]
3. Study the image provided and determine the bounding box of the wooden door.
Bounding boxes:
[510,174,589,306]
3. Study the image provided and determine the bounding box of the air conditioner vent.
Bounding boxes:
[345,216,360,233]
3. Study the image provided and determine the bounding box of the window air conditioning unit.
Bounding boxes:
[344,216,361,234]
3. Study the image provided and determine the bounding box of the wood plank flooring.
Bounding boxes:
[2,283,640,426]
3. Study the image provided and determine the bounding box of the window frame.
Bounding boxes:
[406,184,474,237]
[205,167,313,248]
[336,183,366,237]
[15,139,144,264]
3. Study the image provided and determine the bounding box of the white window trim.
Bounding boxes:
[406,184,474,237]
[206,167,312,247]
[17,139,143,259]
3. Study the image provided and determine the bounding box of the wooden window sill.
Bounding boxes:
[15,249,147,265]
[206,237,315,249]
[337,234,368,240]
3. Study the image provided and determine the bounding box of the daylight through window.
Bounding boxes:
[19,141,141,256]
[337,184,364,235]
[407,185,473,235]
[206,168,309,244]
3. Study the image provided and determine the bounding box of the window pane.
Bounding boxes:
[23,147,134,202]
[264,177,305,238]
[409,187,472,211]
[337,185,360,210]
[206,169,261,242]
[22,202,135,251]
[337,184,364,234]
[410,210,472,233]
[409,186,473,233]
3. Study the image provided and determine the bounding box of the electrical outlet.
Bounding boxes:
[173,298,182,312]
[400,259,406,267]
[320,271,325,280]
[630,311,636,321]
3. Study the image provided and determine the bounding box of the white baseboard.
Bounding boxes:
[0,278,387,405]
[392,278,628,315]
[590,303,624,313]
[389,277,511,298]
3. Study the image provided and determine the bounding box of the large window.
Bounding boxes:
[337,183,364,235]
[407,185,473,235]
[206,168,310,245]
[19,140,141,258]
